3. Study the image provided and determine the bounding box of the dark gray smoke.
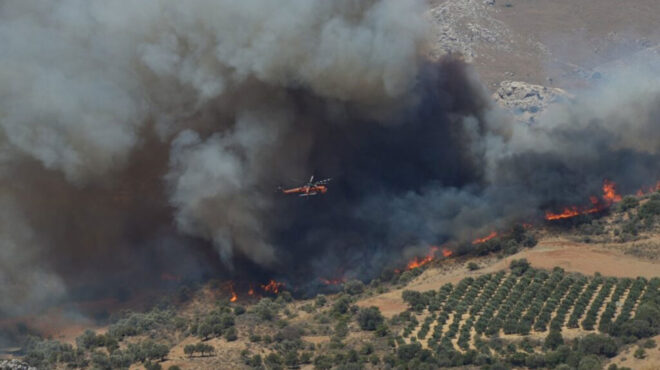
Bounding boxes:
[0,0,659,318]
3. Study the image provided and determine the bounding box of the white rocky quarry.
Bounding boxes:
[492,80,570,123]
[427,0,513,62]
[0,360,36,370]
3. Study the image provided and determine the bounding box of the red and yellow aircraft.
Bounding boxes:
[280,176,332,197]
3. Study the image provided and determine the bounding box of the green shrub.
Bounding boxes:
[577,355,602,370]
[300,352,312,364]
[331,295,352,315]
[284,351,299,367]
[334,321,349,338]
[619,196,639,212]
[90,350,110,369]
[510,259,531,276]
[357,307,384,331]
[107,308,176,339]
[544,329,564,350]
[313,354,333,370]
[265,353,283,369]
[194,343,214,357]
[248,354,262,367]
[144,361,162,370]
[344,280,365,295]
[224,327,238,341]
[402,290,428,311]
[634,347,646,359]
[253,298,278,321]
[315,294,327,307]
[397,342,422,361]
[375,323,389,337]
[639,196,660,219]
[183,344,195,358]
[578,334,618,357]
[76,330,101,350]
[233,305,246,315]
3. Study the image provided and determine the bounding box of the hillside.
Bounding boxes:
[428,0,660,89]
[3,191,659,370]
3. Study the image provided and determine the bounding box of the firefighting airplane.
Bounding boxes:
[280,176,332,197]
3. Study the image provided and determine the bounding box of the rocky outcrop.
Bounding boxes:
[427,0,513,62]
[0,360,36,370]
[492,80,570,123]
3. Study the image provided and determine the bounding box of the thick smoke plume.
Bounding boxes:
[0,0,659,319]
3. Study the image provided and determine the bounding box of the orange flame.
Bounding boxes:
[409,245,439,269]
[472,231,498,245]
[404,246,447,270]
[248,286,255,296]
[545,206,587,220]
[398,245,452,273]
[261,280,284,294]
[602,179,622,203]
[636,181,660,196]
[545,179,622,221]
[407,255,434,270]
[228,283,238,302]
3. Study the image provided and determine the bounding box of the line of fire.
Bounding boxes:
[196,176,660,302]
[197,178,659,303]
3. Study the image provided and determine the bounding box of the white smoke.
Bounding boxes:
[166,110,288,266]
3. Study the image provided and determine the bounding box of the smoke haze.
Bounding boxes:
[0,0,659,318]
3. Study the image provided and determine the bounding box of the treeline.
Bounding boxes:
[21,301,244,369]
[23,336,169,370]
